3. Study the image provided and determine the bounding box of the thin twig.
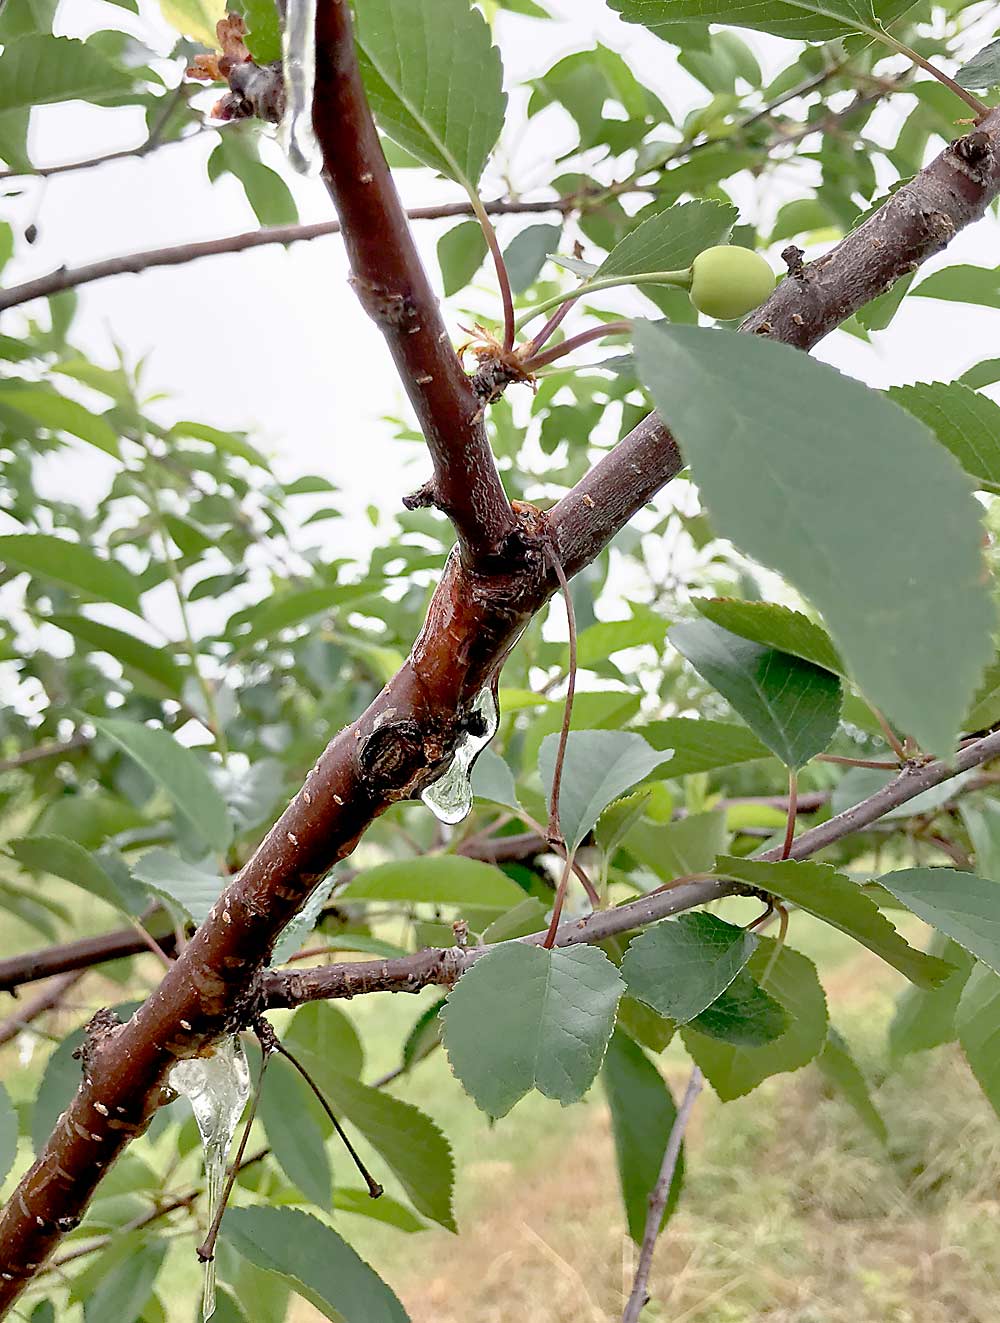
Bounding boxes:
[0,971,84,1049]
[544,543,578,842]
[527,297,576,357]
[123,916,174,972]
[0,198,571,314]
[470,194,516,352]
[816,753,900,769]
[622,1067,704,1323]
[780,768,798,860]
[0,734,89,775]
[542,850,576,951]
[523,320,632,372]
[871,706,908,762]
[267,1035,382,1198]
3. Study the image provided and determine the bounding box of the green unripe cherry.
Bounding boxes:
[688,245,775,321]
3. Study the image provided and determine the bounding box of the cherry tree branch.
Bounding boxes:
[0,972,84,1049]
[3,77,1000,1323]
[0,733,89,775]
[262,726,1000,1008]
[311,0,516,564]
[622,1066,704,1323]
[0,198,568,316]
[549,111,1000,560]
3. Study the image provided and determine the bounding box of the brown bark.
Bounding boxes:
[312,0,514,566]
[2,16,1000,1311]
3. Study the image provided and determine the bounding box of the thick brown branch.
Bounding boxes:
[549,113,1000,558]
[309,0,515,564]
[0,524,560,1308]
[742,112,1000,346]
[0,926,177,996]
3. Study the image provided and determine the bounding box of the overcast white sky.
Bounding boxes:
[2,0,997,548]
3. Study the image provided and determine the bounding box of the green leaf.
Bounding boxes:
[284,1001,364,1081]
[522,690,641,772]
[686,968,790,1045]
[224,1207,411,1323]
[437,220,487,296]
[609,0,913,44]
[82,1238,165,1323]
[856,270,914,332]
[90,718,232,852]
[131,850,223,926]
[636,322,994,755]
[0,1084,16,1187]
[271,877,337,965]
[354,0,506,190]
[815,1027,887,1142]
[637,717,772,776]
[719,856,954,987]
[9,835,144,914]
[0,385,120,457]
[961,799,1000,883]
[622,912,757,1021]
[889,381,1000,494]
[170,420,270,470]
[210,132,298,228]
[332,1187,424,1232]
[226,582,380,646]
[624,810,727,885]
[878,867,1000,975]
[957,38,1000,90]
[242,0,281,63]
[33,1036,81,1154]
[503,223,562,293]
[682,940,828,1100]
[594,199,736,279]
[47,614,185,698]
[441,943,623,1118]
[339,856,526,914]
[576,605,668,670]
[601,1031,683,1244]
[693,598,843,674]
[616,995,676,1053]
[470,747,520,811]
[965,661,1000,732]
[538,730,674,851]
[912,265,1000,310]
[0,35,133,114]
[956,963,1000,1117]
[259,1054,332,1208]
[889,933,972,1059]
[0,533,141,614]
[670,618,841,768]
[960,358,1000,390]
[308,1071,456,1231]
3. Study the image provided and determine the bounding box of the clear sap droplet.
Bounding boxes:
[281,0,322,176]
[169,1036,251,1321]
[421,687,499,825]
